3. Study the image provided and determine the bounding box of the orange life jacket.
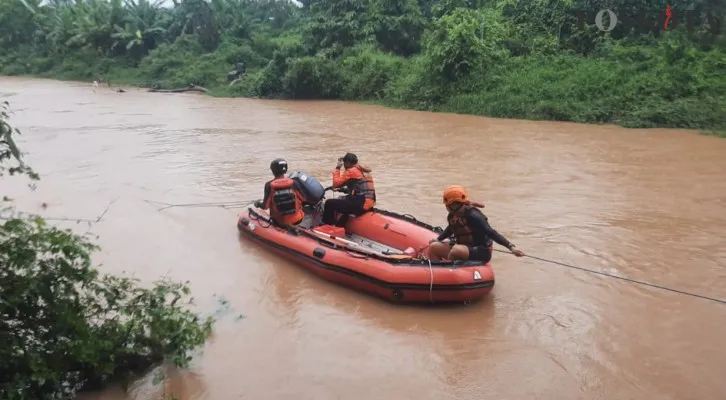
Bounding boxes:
[269,178,304,225]
[446,206,493,247]
[348,165,376,210]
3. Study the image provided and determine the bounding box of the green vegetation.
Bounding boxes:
[1,0,725,131]
[1,100,214,398]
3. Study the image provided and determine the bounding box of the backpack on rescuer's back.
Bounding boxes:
[288,171,325,206]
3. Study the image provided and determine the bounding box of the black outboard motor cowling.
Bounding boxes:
[289,171,326,206]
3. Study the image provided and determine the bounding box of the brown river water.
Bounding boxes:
[2,77,725,400]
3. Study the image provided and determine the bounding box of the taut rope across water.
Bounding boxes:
[492,249,726,305]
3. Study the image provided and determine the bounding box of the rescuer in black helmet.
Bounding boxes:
[269,158,288,176]
[254,158,304,226]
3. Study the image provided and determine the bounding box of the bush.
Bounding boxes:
[282,55,342,99]
[2,0,724,133]
[0,102,214,399]
[338,45,404,100]
[384,55,447,110]
[0,218,214,398]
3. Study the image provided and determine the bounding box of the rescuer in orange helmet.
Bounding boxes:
[428,185,525,262]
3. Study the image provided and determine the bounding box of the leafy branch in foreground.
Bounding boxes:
[0,101,38,181]
[0,102,214,399]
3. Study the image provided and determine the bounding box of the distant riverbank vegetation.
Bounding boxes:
[1,0,724,133]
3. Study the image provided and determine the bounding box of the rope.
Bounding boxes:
[428,257,434,303]
[247,208,272,228]
[2,199,118,231]
[493,249,726,305]
[143,199,255,211]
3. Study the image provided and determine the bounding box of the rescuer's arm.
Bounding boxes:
[259,181,272,210]
[435,225,453,242]
[468,211,514,249]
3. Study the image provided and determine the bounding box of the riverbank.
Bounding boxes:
[2,0,724,136]
[4,42,724,138]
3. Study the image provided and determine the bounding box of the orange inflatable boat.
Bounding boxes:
[237,172,494,304]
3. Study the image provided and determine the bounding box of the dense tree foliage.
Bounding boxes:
[1,102,214,398]
[1,0,724,131]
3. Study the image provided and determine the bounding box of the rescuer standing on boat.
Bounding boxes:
[429,185,525,262]
[322,152,376,228]
[254,158,305,226]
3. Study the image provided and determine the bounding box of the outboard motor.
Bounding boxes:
[289,171,325,206]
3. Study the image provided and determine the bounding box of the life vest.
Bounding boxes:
[269,178,302,217]
[346,165,376,208]
[447,206,492,247]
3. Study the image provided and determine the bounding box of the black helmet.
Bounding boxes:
[341,152,358,164]
[270,158,288,175]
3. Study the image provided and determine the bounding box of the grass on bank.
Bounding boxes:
[3,33,725,136]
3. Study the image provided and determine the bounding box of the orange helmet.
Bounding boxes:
[443,185,468,206]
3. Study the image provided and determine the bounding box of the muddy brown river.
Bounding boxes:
[2,77,725,400]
